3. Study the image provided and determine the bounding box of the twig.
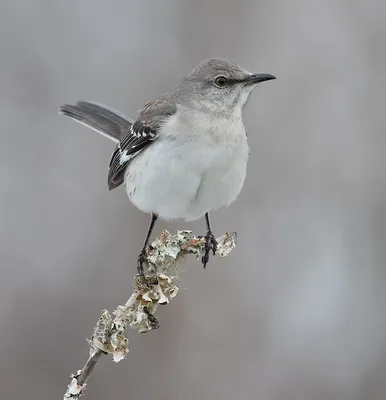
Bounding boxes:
[63,230,237,399]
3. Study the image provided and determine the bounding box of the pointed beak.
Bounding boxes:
[244,73,276,85]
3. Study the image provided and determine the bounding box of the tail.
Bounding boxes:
[59,101,134,142]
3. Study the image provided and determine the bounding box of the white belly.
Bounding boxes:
[124,112,249,221]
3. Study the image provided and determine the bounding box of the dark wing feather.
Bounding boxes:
[107,122,157,189]
[107,95,177,190]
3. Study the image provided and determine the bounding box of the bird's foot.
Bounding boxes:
[137,249,158,286]
[201,231,218,268]
[137,249,149,282]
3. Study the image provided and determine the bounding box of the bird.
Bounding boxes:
[60,58,276,278]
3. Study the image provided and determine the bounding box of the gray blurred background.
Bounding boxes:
[1,1,386,399]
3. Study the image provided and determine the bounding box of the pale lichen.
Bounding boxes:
[64,230,237,399]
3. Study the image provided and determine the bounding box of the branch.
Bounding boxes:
[63,230,237,399]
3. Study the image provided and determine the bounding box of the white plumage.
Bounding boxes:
[124,105,249,221]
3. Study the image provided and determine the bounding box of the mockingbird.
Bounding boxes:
[60,58,276,278]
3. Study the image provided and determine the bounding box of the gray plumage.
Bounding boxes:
[60,58,276,221]
[60,101,133,142]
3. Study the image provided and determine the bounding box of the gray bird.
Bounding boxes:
[60,58,276,277]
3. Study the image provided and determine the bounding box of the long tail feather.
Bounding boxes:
[59,101,133,142]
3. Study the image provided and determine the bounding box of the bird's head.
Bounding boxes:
[179,58,276,114]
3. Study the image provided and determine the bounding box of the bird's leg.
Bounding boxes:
[137,213,158,279]
[202,212,218,268]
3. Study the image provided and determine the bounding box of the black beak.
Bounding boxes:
[245,73,276,85]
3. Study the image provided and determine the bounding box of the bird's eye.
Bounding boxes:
[214,76,228,88]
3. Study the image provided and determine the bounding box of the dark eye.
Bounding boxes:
[214,76,228,88]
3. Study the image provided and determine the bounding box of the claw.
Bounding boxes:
[137,249,158,287]
[201,231,218,268]
[137,250,147,276]
[137,250,153,287]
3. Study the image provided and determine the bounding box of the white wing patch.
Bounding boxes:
[119,150,133,165]
[115,122,158,165]
[130,125,139,138]
[117,138,142,165]
[129,124,157,138]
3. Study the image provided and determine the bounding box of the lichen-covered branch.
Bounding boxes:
[63,230,237,399]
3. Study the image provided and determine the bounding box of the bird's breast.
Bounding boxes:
[124,111,249,221]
